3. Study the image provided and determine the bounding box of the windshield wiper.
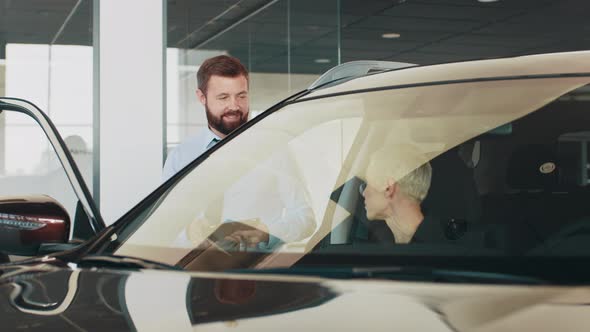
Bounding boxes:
[229,266,546,285]
[75,255,182,271]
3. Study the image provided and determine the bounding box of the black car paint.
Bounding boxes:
[0,263,335,331]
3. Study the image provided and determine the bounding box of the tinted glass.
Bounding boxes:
[111,73,590,270]
[0,111,78,217]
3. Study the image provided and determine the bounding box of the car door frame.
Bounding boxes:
[0,97,105,239]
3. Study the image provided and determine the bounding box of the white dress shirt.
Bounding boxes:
[164,127,316,245]
[221,150,316,242]
[162,128,221,182]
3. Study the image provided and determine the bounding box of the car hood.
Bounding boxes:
[1,262,589,331]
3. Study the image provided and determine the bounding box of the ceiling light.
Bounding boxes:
[478,0,499,2]
[382,33,401,39]
[314,59,331,64]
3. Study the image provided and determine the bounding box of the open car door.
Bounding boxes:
[0,97,104,260]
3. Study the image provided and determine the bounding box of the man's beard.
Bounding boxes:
[205,105,248,135]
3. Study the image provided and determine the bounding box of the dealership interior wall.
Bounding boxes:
[0,0,589,224]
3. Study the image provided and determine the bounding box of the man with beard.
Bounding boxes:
[164,55,316,250]
[163,55,250,181]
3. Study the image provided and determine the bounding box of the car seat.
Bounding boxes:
[482,143,590,254]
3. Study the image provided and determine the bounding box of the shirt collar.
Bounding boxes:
[203,126,223,150]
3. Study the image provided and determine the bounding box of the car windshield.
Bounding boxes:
[102,53,590,273]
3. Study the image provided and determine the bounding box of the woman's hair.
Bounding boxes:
[367,144,432,202]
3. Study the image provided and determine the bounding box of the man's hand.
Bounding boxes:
[186,217,270,251]
[222,219,270,249]
[224,229,269,249]
[178,219,273,271]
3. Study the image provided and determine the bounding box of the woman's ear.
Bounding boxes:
[384,178,397,200]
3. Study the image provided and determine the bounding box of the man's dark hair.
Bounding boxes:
[197,55,249,94]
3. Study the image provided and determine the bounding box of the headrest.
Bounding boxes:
[421,148,481,222]
[506,144,559,190]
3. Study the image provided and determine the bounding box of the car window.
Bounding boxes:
[0,112,77,218]
[112,75,590,269]
[0,111,81,260]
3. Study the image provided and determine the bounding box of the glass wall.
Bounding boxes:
[166,0,339,152]
[0,0,94,190]
[167,0,590,154]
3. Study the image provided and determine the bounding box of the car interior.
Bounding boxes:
[311,84,590,257]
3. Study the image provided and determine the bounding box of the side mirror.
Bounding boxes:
[0,195,70,256]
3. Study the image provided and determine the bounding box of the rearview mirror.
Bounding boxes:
[0,195,70,256]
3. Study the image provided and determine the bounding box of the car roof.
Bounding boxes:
[303,51,590,100]
[308,60,415,90]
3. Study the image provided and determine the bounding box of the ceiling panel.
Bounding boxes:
[176,0,590,72]
[342,28,453,42]
[350,15,483,33]
[340,0,397,17]
[381,2,517,22]
[413,42,517,58]
[342,38,422,54]
[412,0,554,10]
[445,34,544,48]
[1,0,589,75]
